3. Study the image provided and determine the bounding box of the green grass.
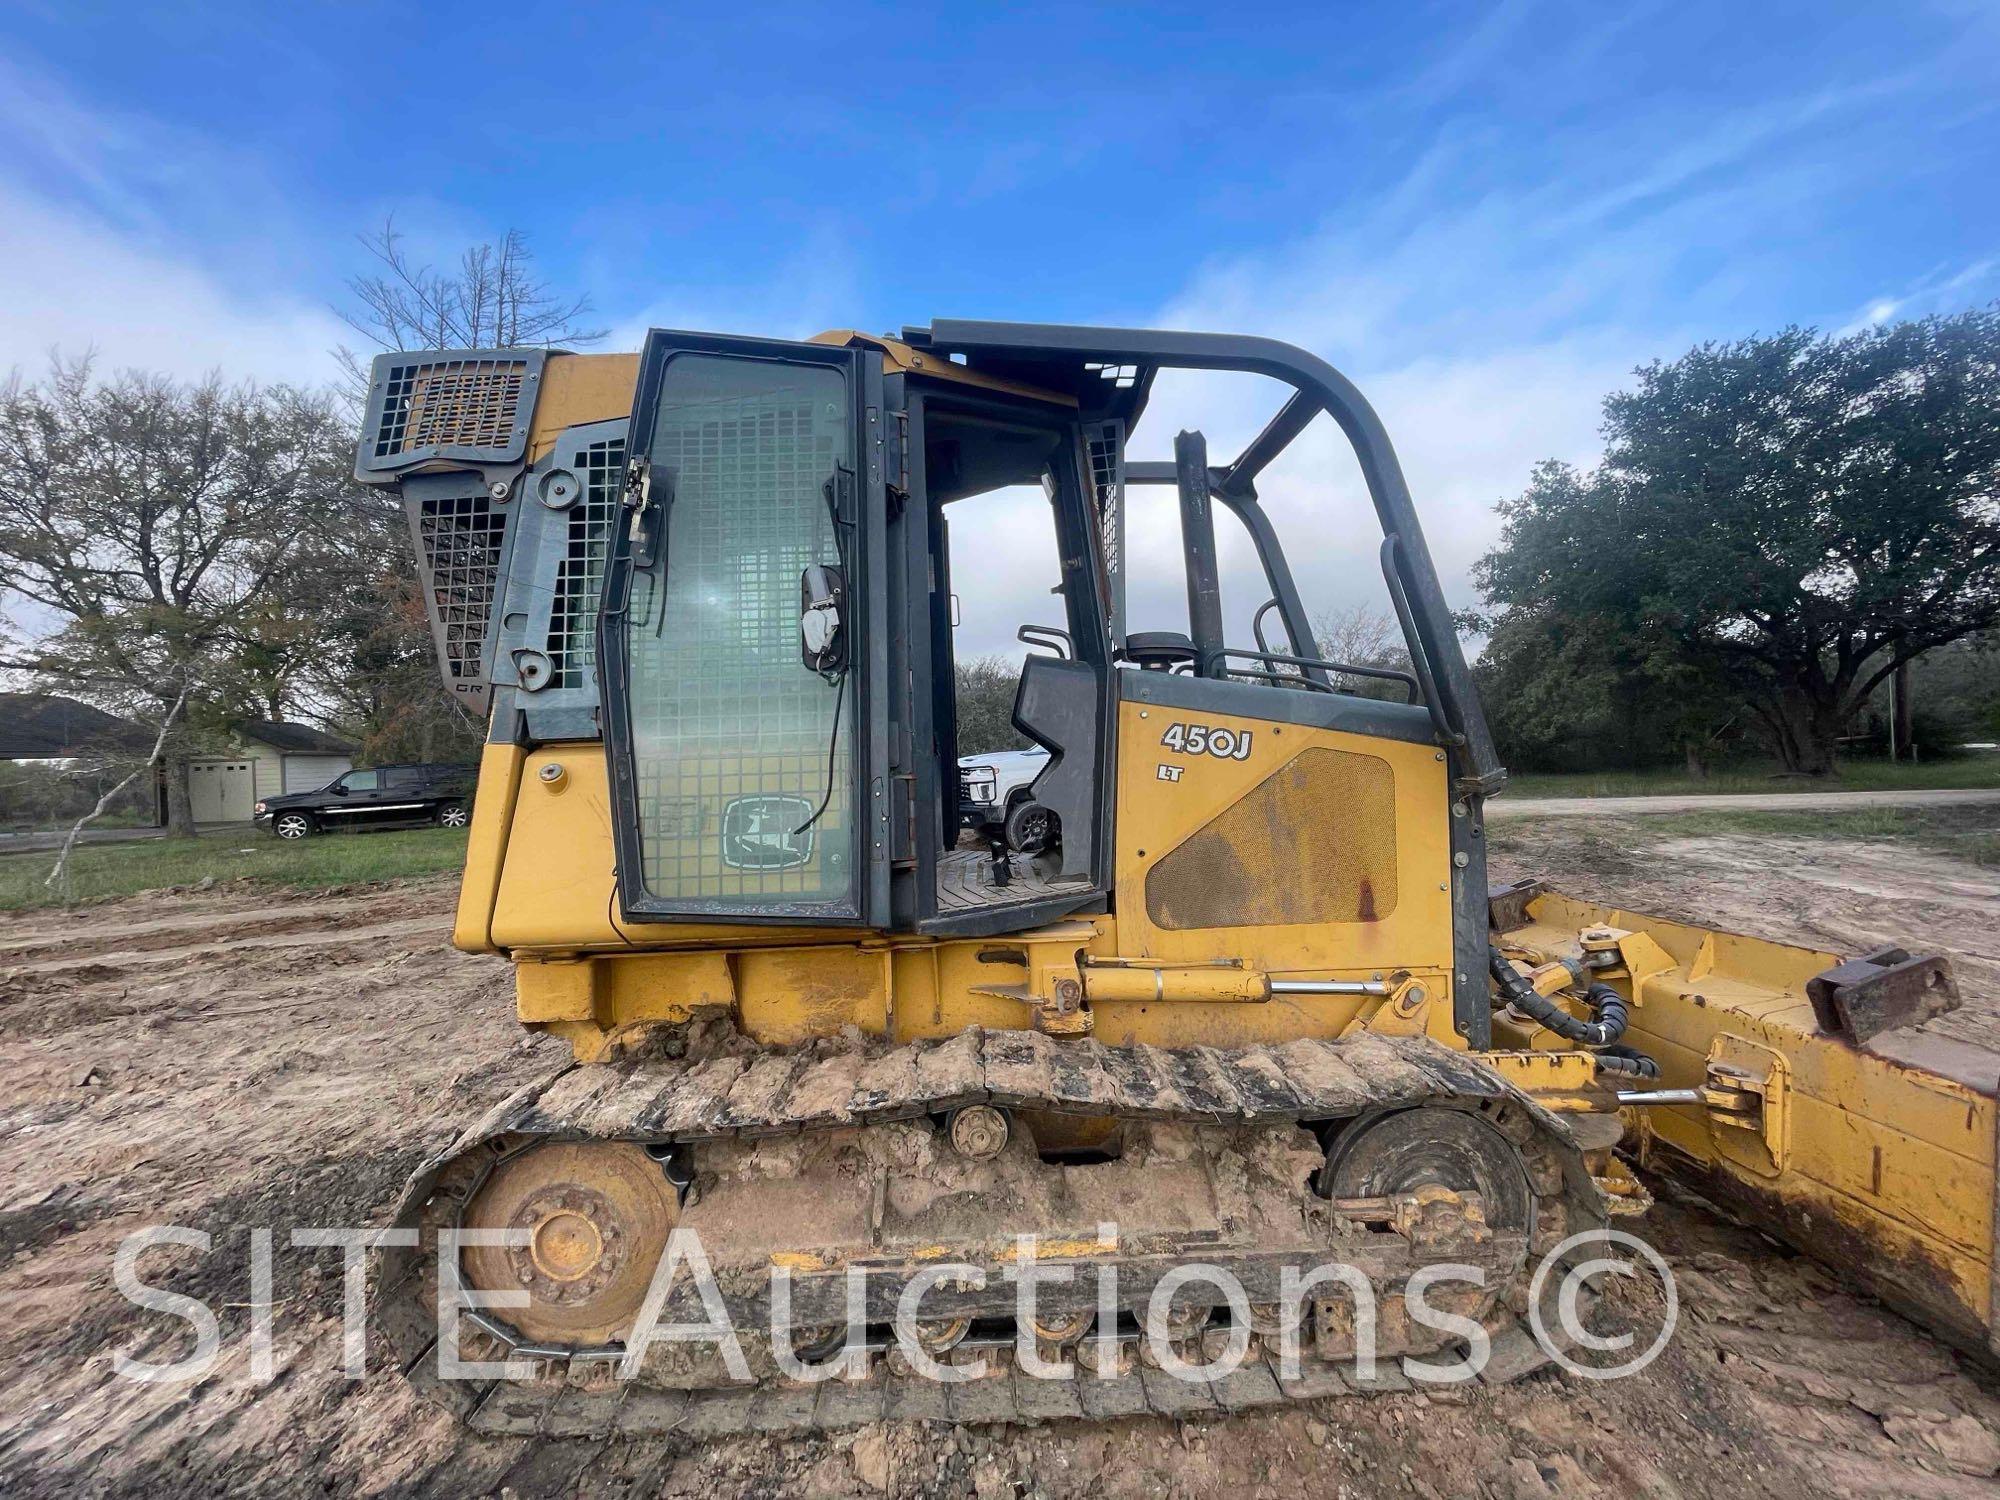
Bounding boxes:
[0,826,470,912]
[1502,755,2000,801]
[1617,804,2000,865]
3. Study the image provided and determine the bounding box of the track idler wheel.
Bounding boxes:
[459,1140,680,1347]
[1316,1106,1533,1233]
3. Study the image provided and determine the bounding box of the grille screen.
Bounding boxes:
[414,490,506,688]
[1145,747,1399,929]
[1085,419,1123,623]
[548,436,625,689]
[374,358,528,457]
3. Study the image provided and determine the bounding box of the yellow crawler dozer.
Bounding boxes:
[350,321,1995,1436]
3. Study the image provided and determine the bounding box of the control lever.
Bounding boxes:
[986,832,1012,888]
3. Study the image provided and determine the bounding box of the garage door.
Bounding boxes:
[283,755,351,793]
[188,761,255,823]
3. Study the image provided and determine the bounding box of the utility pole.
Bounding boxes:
[1892,658,1914,763]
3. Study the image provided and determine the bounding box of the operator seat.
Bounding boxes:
[1009,654,1100,883]
[1120,631,1198,672]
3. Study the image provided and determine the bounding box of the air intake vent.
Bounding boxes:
[1085,418,1126,639]
[547,435,625,689]
[357,348,545,477]
[409,482,509,707]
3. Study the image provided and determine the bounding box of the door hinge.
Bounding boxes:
[886,408,910,501]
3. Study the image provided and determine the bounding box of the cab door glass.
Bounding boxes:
[625,354,856,907]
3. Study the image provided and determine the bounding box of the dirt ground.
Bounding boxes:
[1,823,1998,1498]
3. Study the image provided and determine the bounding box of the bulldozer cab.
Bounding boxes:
[595,326,1497,957]
[598,328,1117,935]
[358,319,1504,1042]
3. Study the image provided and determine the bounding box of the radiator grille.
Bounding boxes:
[414,490,507,689]
[548,436,625,689]
[374,357,529,458]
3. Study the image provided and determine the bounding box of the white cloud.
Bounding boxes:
[1838,257,1998,336]
[0,53,345,385]
[0,186,346,384]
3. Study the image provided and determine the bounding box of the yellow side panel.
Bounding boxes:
[516,957,595,1021]
[454,741,525,954]
[487,744,860,953]
[527,353,640,464]
[1111,701,1453,977]
[517,951,736,1026]
[1145,746,1400,927]
[889,944,1032,1040]
[603,951,736,1021]
[489,744,624,949]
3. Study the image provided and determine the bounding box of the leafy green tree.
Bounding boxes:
[1475,605,1741,775]
[954,656,1030,755]
[1888,633,2000,752]
[0,358,361,833]
[1478,311,2000,774]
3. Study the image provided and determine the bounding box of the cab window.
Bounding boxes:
[337,770,379,793]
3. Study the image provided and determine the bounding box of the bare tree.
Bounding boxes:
[312,221,599,759]
[1302,604,1415,701]
[0,357,361,834]
[1311,604,1410,671]
[333,219,607,395]
[42,683,188,892]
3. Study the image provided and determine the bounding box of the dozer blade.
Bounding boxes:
[370,1029,1609,1436]
[1495,883,1997,1361]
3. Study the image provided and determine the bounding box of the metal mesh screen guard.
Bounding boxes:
[624,356,854,906]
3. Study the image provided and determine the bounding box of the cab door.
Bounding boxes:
[600,332,888,925]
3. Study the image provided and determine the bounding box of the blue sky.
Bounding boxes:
[3,1,1997,654]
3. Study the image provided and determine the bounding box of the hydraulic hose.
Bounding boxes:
[1590,1045,1661,1080]
[1488,952,1630,1047]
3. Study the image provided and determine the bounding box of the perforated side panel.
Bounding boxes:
[412,488,507,696]
[548,436,625,689]
[358,349,543,477]
[1145,748,1399,929]
[376,358,529,457]
[1085,419,1125,632]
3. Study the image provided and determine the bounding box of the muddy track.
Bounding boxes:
[0,860,1996,1497]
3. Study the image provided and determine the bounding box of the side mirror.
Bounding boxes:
[331,785,348,796]
[800,563,848,675]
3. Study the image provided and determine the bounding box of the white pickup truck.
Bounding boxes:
[956,745,1057,851]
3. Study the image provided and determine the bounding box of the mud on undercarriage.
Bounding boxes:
[372,1028,1612,1437]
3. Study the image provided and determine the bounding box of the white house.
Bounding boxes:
[186,722,357,824]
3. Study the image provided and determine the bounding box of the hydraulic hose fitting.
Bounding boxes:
[1488,952,1630,1046]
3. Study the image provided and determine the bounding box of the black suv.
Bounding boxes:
[254,763,473,839]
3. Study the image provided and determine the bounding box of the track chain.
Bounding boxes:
[371,1027,1606,1435]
